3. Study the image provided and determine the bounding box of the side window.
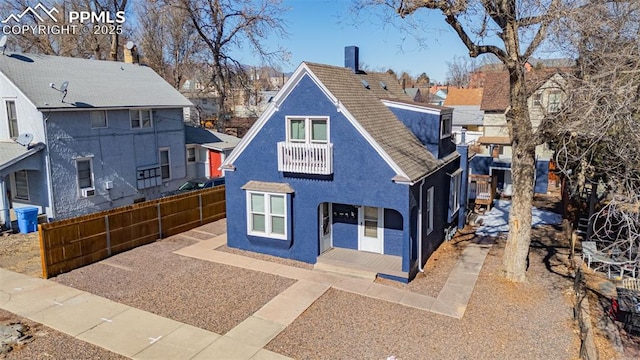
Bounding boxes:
[130,109,153,129]
[426,186,434,234]
[12,170,29,201]
[6,100,18,139]
[90,110,107,128]
[159,148,171,181]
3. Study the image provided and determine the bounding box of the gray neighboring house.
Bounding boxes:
[0,52,193,227]
[185,125,240,179]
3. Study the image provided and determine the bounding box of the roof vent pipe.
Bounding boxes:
[344,46,359,74]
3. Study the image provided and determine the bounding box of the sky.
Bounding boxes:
[230,0,477,83]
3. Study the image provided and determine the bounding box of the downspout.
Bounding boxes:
[418,178,426,272]
[43,114,56,220]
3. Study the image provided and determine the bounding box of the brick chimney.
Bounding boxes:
[123,44,138,64]
[345,46,359,73]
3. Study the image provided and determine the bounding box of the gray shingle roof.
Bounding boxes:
[0,53,192,110]
[0,141,45,171]
[305,63,440,182]
[185,125,240,151]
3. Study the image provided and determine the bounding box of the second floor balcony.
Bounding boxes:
[277,141,333,175]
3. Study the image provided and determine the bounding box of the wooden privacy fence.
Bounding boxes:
[38,186,226,279]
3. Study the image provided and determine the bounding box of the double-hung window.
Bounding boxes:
[6,100,18,139]
[159,148,171,181]
[130,109,153,129]
[449,170,462,219]
[76,157,94,194]
[425,187,434,235]
[186,146,196,163]
[90,110,107,128]
[12,170,29,201]
[287,117,329,144]
[247,191,287,240]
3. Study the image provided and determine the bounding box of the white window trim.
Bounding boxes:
[90,110,108,129]
[11,170,29,201]
[426,186,434,235]
[186,145,197,163]
[246,191,288,240]
[440,114,452,139]
[76,156,95,194]
[159,147,171,181]
[130,109,153,129]
[285,116,330,144]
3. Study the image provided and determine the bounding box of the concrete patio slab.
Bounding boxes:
[225,316,286,348]
[192,336,261,360]
[133,324,220,360]
[212,252,258,268]
[270,265,310,280]
[77,307,183,357]
[29,292,129,336]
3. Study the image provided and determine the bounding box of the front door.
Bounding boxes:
[209,151,222,177]
[358,206,383,254]
[319,203,332,254]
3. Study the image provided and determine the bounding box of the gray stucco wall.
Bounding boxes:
[46,108,187,219]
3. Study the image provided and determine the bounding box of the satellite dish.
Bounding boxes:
[15,133,33,147]
[60,81,68,93]
[126,41,134,50]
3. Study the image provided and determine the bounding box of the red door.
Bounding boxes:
[209,151,222,177]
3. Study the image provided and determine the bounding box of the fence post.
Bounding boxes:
[105,215,111,256]
[157,203,163,239]
[199,193,203,225]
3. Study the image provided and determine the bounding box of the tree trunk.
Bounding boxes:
[502,64,537,282]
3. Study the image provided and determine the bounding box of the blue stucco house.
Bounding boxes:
[222,47,468,282]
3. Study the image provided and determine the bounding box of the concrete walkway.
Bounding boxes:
[0,232,491,359]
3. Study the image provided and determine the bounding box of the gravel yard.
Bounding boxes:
[265,226,581,359]
[2,196,635,358]
[53,235,296,334]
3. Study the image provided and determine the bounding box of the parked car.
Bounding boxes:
[161,177,225,197]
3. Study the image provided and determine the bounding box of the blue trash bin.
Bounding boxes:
[14,207,39,234]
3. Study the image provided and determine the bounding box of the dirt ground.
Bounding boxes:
[0,193,638,358]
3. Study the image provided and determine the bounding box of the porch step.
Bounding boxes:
[314,261,378,280]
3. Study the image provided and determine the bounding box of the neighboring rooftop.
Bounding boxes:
[0,52,192,110]
[480,70,563,111]
[444,88,484,106]
[185,125,241,151]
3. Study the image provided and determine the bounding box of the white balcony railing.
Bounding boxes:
[277,141,333,175]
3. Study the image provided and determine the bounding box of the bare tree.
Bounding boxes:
[546,1,640,258]
[135,0,203,88]
[445,55,478,88]
[175,0,288,130]
[359,0,568,282]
